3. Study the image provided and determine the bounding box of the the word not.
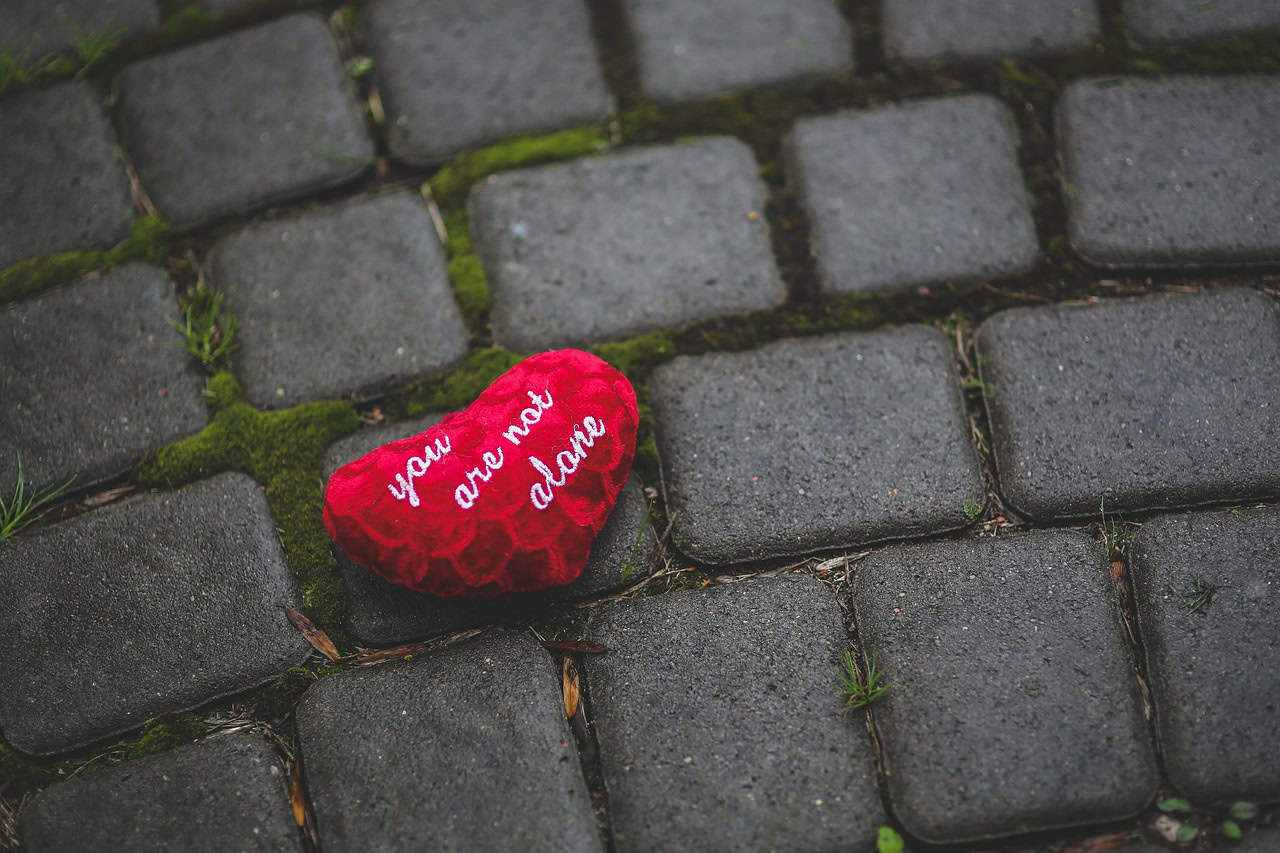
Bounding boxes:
[502,389,554,446]
[386,436,452,508]
[528,415,607,510]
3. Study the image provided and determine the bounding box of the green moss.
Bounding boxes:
[255,662,344,719]
[121,713,210,760]
[441,208,491,335]
[134,373,360,643]
[427,126,610,209]
[592,332,678,380]
[0,216,180,303]
[402,348,523,417]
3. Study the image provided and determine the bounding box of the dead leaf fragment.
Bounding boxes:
[562,657,580,719]
[289,768,306,827]
[284,607,341,662]
[1061,831,1134,852]
[541,640,608,656]
[1111,560,1126,581]
[83,485,135,508]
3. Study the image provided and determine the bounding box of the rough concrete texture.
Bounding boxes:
[621,0,853,104]
[853,530,1158,843]
[975,289,1280,520]
[0,473,311,755]
[0,263,206,495]
[470,137,786,351]
[18,733,301,853]
[785,95,1038,295]
[115,13,373,228]
[364,0,611,165]
[883,0,1100,64]
[586,575,886,851]
[0,80,134,269]
[1058,75,1280,267]
[208,191,468,409]
[1123,0,1280,43]
[2,0,159,58]
[296,629,600,852]
[323,415,655,643]
[651,328,985,565]
[1129,506,1280,805]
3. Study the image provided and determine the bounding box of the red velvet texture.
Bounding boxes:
[323,350,639,597]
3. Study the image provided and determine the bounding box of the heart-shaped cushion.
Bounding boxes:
[323,350,639,597]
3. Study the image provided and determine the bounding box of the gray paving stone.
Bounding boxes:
[115,13,373,228]
[0,473,311,755]
[1130,506,1280,805]
[883,0,1100,65]
[1238,824,1280,852]
[852,530,1159,843]
[975,289,1280,520]
[364,0,611,165]
[586,575,886,851]
[651,328,984,566]
[208,192,468,409]
[1058,75,1280,267]
[296,629,600,852]
[0,263,206,495]
[2,0,159,59]
[1123,0,1280,43]
[0,81,134,270]
[322,414,656,643]
[470,138,786,351]
[19,732,301,853]
[785,95,1038,296]
[621,0,853,104]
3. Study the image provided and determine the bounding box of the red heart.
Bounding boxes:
[323,350,638,597]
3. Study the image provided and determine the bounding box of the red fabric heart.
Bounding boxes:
[323,350,638,597]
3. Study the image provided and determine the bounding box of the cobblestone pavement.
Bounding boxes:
[2,1,1278,851]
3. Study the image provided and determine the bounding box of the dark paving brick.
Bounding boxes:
[621,0,853,104]
[365,0,611,165]
[882,0,1100,65]
[0,473,310,755]
[785,95,1038,296]
[0,263,206,495]
[852,530,1158,843]
[975,289,1280,520]
[651,329,984,566]
[296,629,600,851]
[2,0,159,58]
[115,13,373,228]
[0,81,133,270]
[470,138,786,351]
[322,415,656,644]
[1130,506,1280,805]
[1058,75,1280,267]
[1123,0,1280,43]
[19,732,301,853]
[209,192,468,409]
[586,575,886,850]
[1238,824,1280,852]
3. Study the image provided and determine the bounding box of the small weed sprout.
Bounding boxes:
[0,44,52,89]
[963,498,983,520]
[170,286,239,370]
[1099,496,1133,558]
[0,454,75,546]
[1179,574,1219,615]
[840,647,889,711]
[69,22,126,76]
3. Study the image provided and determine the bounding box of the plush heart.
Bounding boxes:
[323,350,639,598]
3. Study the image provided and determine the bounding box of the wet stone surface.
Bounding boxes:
[0,473,311,755]
[0,263,206,495]
[1129,506,1280,805]
[365,0,611,165]
[19,732,301,853]
[1058,75,1280,267]
[0,80,134,270]
[2,0,160,59]
[296,629,600,852]
[852,530,1159,843]
[882,0,1100,65]
[586,575,886,851]
[651,328,984,565]
[620,0,853,104]
[323,415,655,645]
[209,191,469,409]
[975,289,1280,519]
[1122,0,1280,43]
[469,137,786,351]
[785,94,1038,296]
[115,13,373,228]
